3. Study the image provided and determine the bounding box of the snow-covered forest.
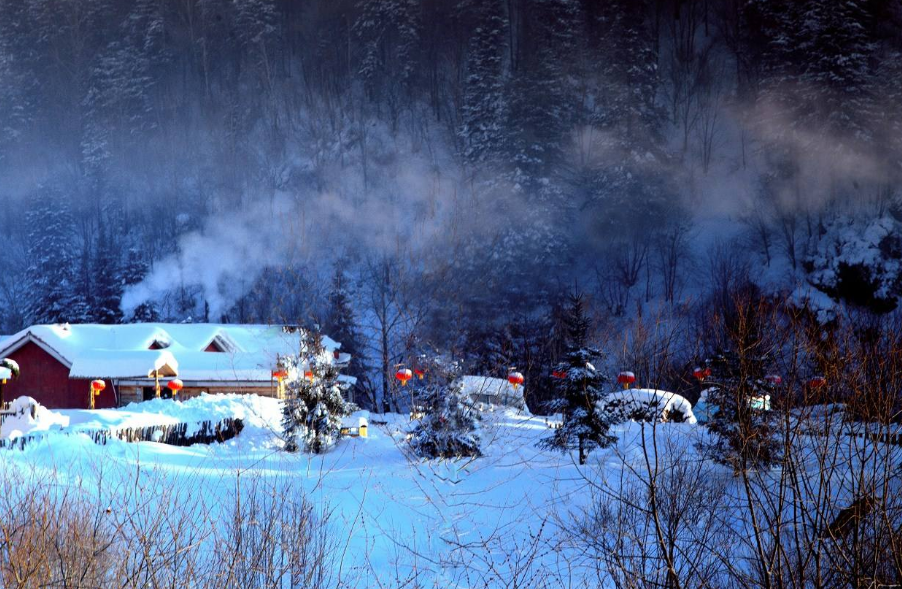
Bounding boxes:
[1,0,901,412]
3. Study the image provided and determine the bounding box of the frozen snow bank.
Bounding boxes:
[1,397,69,439]
[601,388,697,424]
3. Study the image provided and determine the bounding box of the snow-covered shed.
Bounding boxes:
[458,376,526,411]
[0,323,349,409]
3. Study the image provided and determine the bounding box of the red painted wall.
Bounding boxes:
[1,342,116,409]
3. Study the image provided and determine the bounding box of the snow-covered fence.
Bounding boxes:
[848,428,902,447]
[0,417,244,451]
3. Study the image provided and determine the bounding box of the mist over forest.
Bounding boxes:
[1,0,901,410]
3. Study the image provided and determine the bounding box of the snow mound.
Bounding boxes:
[601,389,697,425]
[104,393,282,432]
[1,396,69,439]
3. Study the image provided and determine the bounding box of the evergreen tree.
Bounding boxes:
[458,0,508,163]
[595,0,662,147]
[282,332,354,454]
[699,349,781,471]
[323,264,366,402]
[122,248,159,322]
[354,0,420,110]
[748,0,876,151]
[93,234,124,324]
[409,361,481,459]
[25,189,79,324]
[542,291,615,464]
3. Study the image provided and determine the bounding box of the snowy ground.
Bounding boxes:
[0,394,755,586]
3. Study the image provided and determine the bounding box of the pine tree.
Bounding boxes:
[409,361,481,459]
[458,0,508,163]
[122,248,159,322]
[595,0,662,148]
[354,0,420,110]
[25,189,80,324]
[282,332,354,454]
[749,0,876,150]
[699,349,781,471]
[542,291,615,464]
[323,263,366,402]
[93,235,124,324]
[505,0,584,186]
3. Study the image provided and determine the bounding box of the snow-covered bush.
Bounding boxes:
[281,333,353,454]
[600,389,697,425]
[408,361,481,459]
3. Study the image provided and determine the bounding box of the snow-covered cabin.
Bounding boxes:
[458,376,526,411]
[0,323,350,409]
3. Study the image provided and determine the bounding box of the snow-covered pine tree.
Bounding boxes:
[409,361,481,459]
[323,263,367,404]
[354,0,420,110]
[93,231,124,324]
[542,291,615,464]
[122,248,159,322]
[458,0,507,164]
[282,332,353,454]
[752,0,875,145]
[699,349,781,472]
[24,189,80,324]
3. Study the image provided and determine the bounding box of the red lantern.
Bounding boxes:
[333,350,341,360]
[508,371,524,389]
[764,374,782,386]
[166,379,184,392]
[272,369,288,380]
[617,371,636,389]
[396,368,413,386]
[808,375,827,389]
[693,366,711,381]
[414,368,425,380]
[552,370,567,379]
[304,370,314,381]
[89,379,106,410]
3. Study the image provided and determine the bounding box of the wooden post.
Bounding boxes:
[154,370,161,398]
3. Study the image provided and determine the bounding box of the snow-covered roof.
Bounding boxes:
[0,323,342,384]
[69,350,179,379]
